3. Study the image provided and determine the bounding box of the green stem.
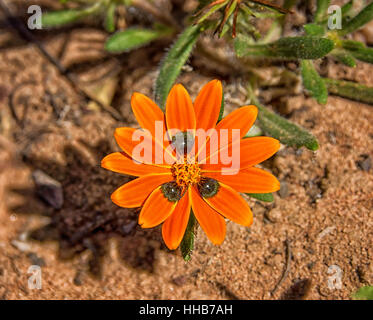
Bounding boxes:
[180,211,197,261]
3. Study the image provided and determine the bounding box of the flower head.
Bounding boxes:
[101,80,280,250]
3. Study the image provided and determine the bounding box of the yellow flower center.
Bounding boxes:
[171,160,201,188]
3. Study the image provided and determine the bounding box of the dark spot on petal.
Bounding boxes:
[198,178,219,198]
[161,182,182,202]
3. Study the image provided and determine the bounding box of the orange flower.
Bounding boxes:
[101,80,280,250]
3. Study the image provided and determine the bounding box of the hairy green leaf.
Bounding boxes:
[343,41,373,64]
[235,36,334,60]
[339,2,373,36]
[331,49,356,67]
[247,193,274,202]
[155,25,202,109]
[304,24,325,36]
[42,9,87,27]
[105,28,168,53]
[180,212,196,261]
[314,0,331,23]
[248,88,319,150]
[301,60,328,104]
[324,78,373,105]
[352,286,373,300]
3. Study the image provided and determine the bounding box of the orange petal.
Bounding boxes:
[162,193,191,250]
[166,84,196,132]
[190,187,226,245]
[238,136,280,168]
[194,80,222,131]
[139,186,178,228]
[203,182,253,227]
[202,136,280,171]
[197,105,258,162]
[202,167,280,193]
[215,105,258,138]
[111,174,173,208]
[102,152,170,176]
[114,127,175,165]
[131,92,166,138]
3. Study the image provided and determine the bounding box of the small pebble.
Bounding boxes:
[32,170,64,209]
[356,155,371,172]
[278,181,289,198]
[11,240,31,252]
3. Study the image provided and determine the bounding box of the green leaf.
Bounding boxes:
[105,28,168,53]
[314,0,331,23]
[342,41,373,64]
[352,286,373,300]
[155,25,202,109]
[180,211,196,261]
[105,2,116,33]
[235,36,334,60]
[324,78,373,105]
[248,87,319,150]
[341,0,354,17]
[304,24,325,36]
[341,40,365,50]
[247,193,274,202]
[339,2,373,36]
[42,9,87,27]
[330,49,356,67]
[300,60,328,104]
[217,92,225,122]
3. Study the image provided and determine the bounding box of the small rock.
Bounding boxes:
[327,131,336,145]
[122,221,137,235]
[11,240,31,252]
[32,170,64,209]
[73,271,84,286]
[172,275,187,286]
[278,181,289,198]
[26,252,46,267]
[356,154,371,172]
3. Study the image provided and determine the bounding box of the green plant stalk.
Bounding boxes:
[155,25,202,109]
[180,211,197,261]
[196,0,228,25]
[324,78,373,105]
